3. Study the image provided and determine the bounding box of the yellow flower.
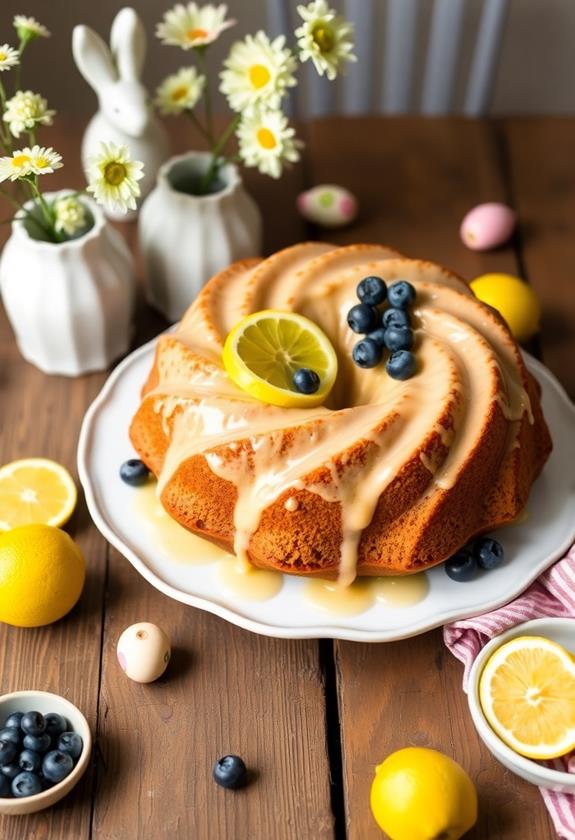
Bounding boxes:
[237,109,301,179]
[13,15,50,41]
[54,195,89,237]
[0,44,19,72]
[156,3,235,49]
[220,31,297,115]
[0,146,61,183]
[155,67,206,115]
[86,142,144,214]
[295,0,356,80]
[3,90,56,138]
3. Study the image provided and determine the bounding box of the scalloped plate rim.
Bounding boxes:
[77,340,575,642]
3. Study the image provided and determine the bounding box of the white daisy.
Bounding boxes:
[0,44,19,72]
[220,31,297,115]
[53,195,88,237]
[0,145,62,184]
[0,149,33,182]
[237,109,301,179]
[86,142,144,214]
[295,0,356,80]
[156,3,235,49]
[13,15,51,41]
[3,90,56,138]
[155,67,206,115]
[26,145,63,176]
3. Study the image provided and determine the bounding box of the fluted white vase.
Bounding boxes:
[139,151,262,322]
[0,191,135,376]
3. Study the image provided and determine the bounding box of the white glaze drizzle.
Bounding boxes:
[149,245,534,586]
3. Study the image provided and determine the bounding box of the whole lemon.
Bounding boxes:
[470,273,541,343]
[370,747,478,840]
[0,524,85,627]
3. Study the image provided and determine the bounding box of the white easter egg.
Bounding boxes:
[297,184,358,228]
[116,622,171,683]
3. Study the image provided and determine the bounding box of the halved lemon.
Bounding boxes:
[0,458,77,531]
[479,635,575,759]
[222,310,338,408]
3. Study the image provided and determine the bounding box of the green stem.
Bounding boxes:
[198,114,241,194]
[0,79,11,151]
[0,186,54,238]
[23,178,56,239]
[196,49,215,146]
[186,110,212,146]
[15,37,27,90]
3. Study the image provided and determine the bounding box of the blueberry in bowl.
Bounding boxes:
[0,691,91,815]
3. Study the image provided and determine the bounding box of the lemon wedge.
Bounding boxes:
[222,310,338,408]
[0,458,77,531]
[479,635,575,759]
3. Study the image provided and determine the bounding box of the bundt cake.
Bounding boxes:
[130,243,552,584]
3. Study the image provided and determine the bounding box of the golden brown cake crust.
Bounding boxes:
[129,244,552,578]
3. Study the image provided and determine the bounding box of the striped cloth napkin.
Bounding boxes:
[443,543,575,840]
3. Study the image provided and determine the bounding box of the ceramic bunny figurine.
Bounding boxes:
[72,7,170,220]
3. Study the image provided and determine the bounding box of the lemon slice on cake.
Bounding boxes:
[479,635,575,759]
[0,458,77,531]
[223,310,338,408]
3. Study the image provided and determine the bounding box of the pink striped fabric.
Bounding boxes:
[443,543,575,840]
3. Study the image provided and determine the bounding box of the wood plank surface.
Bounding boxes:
[0,116,334,839]
[305,116,558,839]
[0,121,109,840]
[1,116,574,840]
[504,118,575,400]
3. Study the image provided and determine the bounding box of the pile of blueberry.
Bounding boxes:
[0,710,83,798]
[347,276,417,380]
[445,537,504,582]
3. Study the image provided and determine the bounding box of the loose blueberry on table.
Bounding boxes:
[213,755,248,790]
[120,458,150,487]
[0,710,83,798]
[293,367,320,395]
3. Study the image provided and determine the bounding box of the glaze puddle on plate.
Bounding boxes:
[133,482,426,611]
[80,345,575,640]
[304,573,429,617]
[133,481,229,566]
[216,559,283,602]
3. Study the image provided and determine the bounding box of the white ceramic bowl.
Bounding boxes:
[0,690,92,815]
[468,617,575,793]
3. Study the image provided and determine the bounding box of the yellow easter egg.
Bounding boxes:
[470,273,541,343]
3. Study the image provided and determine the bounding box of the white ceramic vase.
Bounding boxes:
[139,151,263,322]
[0,192,135,376]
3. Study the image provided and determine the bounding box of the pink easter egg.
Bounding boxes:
[460,202,516,251]
[339,194,357,220]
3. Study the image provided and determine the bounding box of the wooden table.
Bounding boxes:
[1,116,574,840]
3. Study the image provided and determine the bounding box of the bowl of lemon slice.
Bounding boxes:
[468,617,575,793]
